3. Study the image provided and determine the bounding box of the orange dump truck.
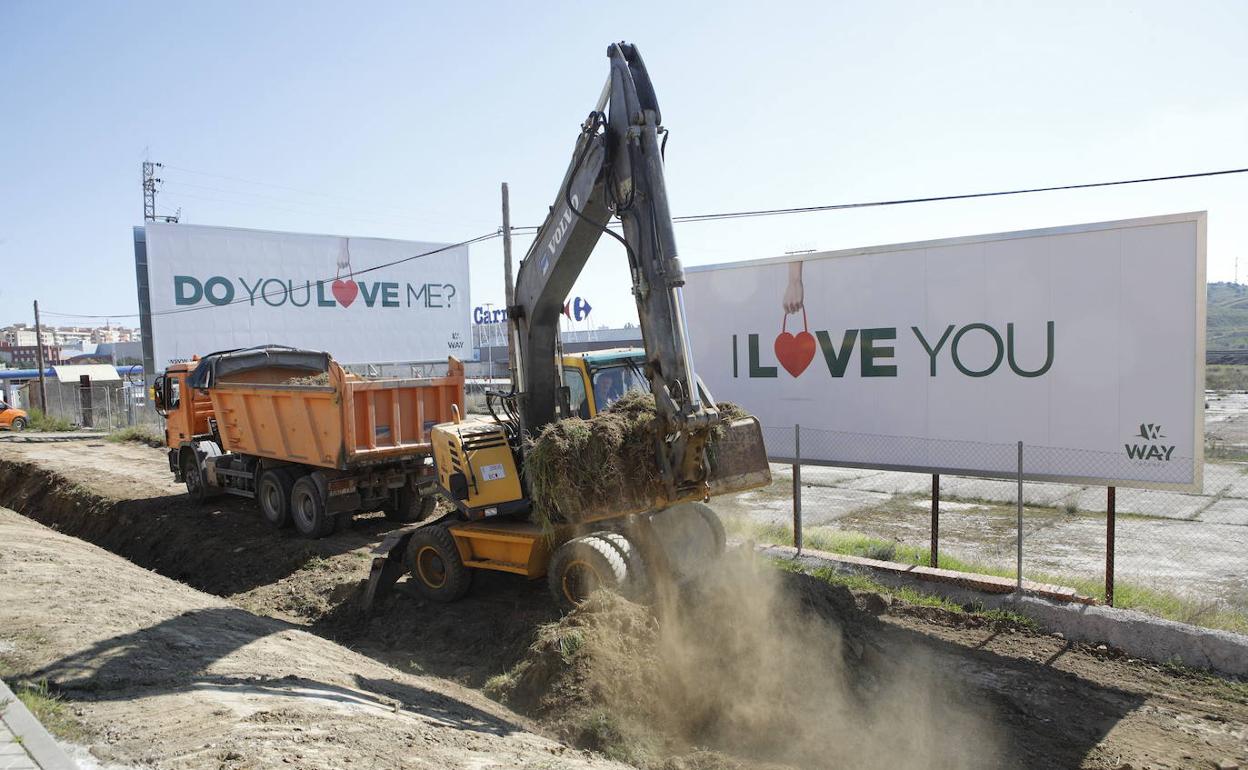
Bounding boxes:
[154,346,463,537]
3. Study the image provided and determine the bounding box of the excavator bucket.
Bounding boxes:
[707,416,772,496]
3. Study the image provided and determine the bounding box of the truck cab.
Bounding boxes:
[152,362,214,450]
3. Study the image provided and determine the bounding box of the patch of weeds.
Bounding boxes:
[977,608,1041,633]
[107,425,164,448]
[742,518,1248,634]
[556,630,584,662]
[483,671,515,698]
[1160,660,1248,705]
[575,708,655,767]
[13,680,91,742]
[300,554,330,572]
[24,409,74,432]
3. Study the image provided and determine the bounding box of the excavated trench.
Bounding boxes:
[5,449,1246,770]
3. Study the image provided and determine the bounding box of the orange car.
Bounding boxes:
[0,399,27,431]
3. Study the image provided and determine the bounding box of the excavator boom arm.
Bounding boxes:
[511,42,717,493]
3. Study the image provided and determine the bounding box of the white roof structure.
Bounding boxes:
[51,364,121,384]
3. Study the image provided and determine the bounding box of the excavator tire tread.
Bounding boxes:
[548,534,630,612]
[405,524,473,602]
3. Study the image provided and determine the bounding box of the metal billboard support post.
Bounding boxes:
[1016,441,1024,595]
[1106,486,1116,606]
[930,474,940,568]
[792,424,802,555]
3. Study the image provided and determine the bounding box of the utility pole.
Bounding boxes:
[142,161,161,222]
[142,161,179,223]
[33,300,48,412]
[501,182,520,389]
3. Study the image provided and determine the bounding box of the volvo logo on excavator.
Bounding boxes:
[541,194,579,276]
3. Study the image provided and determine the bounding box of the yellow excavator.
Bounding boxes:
[365,42,771,610]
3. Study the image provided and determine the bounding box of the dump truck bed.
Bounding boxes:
[204,353,464,470]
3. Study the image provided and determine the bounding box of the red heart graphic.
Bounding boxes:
[774,331,816,377]
[331,279,358,308]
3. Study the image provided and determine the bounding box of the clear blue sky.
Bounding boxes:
[2,1,1246,329]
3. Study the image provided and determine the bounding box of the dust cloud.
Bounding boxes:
[492,551,1003,769]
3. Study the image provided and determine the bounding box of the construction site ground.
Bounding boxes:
[0,438,1245,769]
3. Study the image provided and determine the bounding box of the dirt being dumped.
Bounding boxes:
[525,393,748,527]
[490,553,1000,769]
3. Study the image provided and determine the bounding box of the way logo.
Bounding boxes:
[774,311,816,377]
[1125,423,1175,461]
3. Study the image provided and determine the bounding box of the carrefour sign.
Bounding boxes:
[685,213,1206,491]
[140,223,470,367]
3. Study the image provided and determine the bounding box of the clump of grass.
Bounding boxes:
[285,372,330,386]
[107,425,164,448]
[12,680,90,742]
[525,392,749,529]
[24,409,74,432]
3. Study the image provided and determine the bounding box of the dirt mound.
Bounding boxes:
[526,393,748,527]
[490,551,998,769]
[0,508,624,770]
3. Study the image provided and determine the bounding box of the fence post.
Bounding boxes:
[1016,441,1024,594]
[1106,486,1116,606]
[930,474,940,568]
[792,424,802,555]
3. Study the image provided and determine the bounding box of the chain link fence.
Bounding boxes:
[714,423,1247,635]
[25,381,161,432]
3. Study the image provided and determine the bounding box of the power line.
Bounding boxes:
[506,165,1248,230]
[665,166,1248,224]
[50,162,1248,319]
[44,231,499,321]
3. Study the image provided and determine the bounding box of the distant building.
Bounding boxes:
[0,343,62,368]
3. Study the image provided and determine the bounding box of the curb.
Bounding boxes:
[761,542,1248,678]
[0,679,78,770]
[0,434,107,444]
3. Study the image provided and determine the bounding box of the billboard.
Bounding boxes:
[136,223,470,370]
[684,213,1206,491]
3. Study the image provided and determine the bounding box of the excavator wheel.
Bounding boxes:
[404,524,472,602]
[548,533,632,612]
[648,502,726,582]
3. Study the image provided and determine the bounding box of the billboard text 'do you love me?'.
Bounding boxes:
[138,223,471,369]
[684,213,1206,491]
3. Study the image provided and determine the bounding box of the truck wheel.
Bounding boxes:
[10,417,25,432]
[404,525,472,602]
[257,469,295,529]
[384,486,437,523]
[548,534,630,612]
[182,454,208,505]
[290,475,334,538]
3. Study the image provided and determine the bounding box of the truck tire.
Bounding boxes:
[404,525,472,602]
[290,475,334,538]
[548,534,630,612]
[10,417,25,432]
[649,502,726,581]
[182,453,209,505]
[257,468,295,529]
[384,486,437,523]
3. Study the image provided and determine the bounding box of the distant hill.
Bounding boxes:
[1207,282,1248,350]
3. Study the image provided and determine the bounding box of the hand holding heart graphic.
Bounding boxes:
[775,308,816,377]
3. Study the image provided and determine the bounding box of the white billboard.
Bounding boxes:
[139,223,471,369]
[685,213,1206,491]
